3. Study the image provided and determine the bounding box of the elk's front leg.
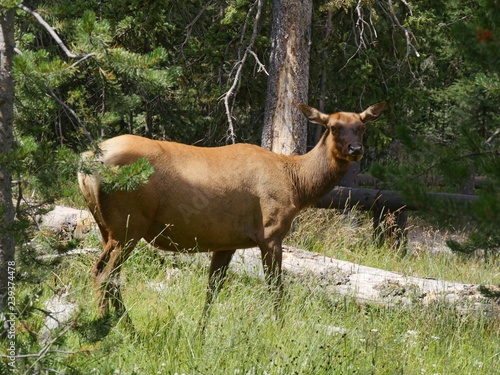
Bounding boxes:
[202,250,236,320]
[259,241,284,311]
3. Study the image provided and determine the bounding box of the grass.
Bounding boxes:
[2,209,500,374]
[287,208,500,285]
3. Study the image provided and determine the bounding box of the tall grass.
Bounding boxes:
[3,210,499,374]
[286,208,500,285]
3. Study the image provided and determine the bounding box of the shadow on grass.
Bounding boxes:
[76,314,122,342]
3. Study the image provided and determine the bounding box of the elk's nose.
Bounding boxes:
[348,144,363,155]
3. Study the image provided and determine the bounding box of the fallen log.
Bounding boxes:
[36,245,498,315]
[356,173,488,190]
[230,246,499,315]
[316,186,479,211]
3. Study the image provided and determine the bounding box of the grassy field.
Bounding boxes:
[3,209,499,374]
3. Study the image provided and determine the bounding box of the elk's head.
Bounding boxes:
[299,102,386,162]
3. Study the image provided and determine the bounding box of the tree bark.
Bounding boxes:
[315,8,333,144]
[0,8,16,309]
[261,0,312,155]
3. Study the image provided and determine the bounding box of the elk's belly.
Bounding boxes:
[143,217,258,252]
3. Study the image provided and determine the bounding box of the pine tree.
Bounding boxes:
[13,1,181,203]
[371,0,500,255]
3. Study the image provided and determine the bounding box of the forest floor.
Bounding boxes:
[3,206,498,374]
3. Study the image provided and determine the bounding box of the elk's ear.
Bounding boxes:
[359,102,386,123]
[298,104,330,126]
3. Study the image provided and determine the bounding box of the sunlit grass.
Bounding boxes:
[4,210,500,374]
[286,208,500,285]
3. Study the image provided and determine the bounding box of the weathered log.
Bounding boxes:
[230,246,499,315]
[357,173,380,187]
[357,173,488,189]
[316,186,479,212]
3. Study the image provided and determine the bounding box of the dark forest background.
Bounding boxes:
[5,0,500,254]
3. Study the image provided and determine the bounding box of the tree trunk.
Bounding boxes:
[315,8,333,144]
[0,8,16,310]
[261,0,312,155]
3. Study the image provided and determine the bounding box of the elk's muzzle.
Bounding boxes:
[348,144,363,156]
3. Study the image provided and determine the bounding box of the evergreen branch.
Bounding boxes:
[88,157,155,193]
[45,84,95,144]
[412,150,498,179]
[13,33,96,145]
[18,4,91,60]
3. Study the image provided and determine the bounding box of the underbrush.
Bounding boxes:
[2,210,499,374]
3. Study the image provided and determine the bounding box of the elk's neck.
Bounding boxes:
[287,134,351,209]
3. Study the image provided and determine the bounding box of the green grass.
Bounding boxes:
[3,210,500,374]
[287,208,500,285]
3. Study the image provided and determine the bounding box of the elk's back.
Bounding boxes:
[79,135,297,252]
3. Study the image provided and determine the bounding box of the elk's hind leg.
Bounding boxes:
[93,223,138,318]
[92,224,113,317]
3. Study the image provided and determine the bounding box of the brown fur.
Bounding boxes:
[78,103,385,318]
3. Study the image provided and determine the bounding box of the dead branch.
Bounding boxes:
[220,0,266,144]
[341,0,379,71]
[249,50,269,75]
[380,0,420,58]
[180,0,214,54]
[483,128,500,146]
[64,52,96,71]
[18,5,79,59]
[342,0,421,72]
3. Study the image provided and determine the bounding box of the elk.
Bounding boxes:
[78,102,386,319]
